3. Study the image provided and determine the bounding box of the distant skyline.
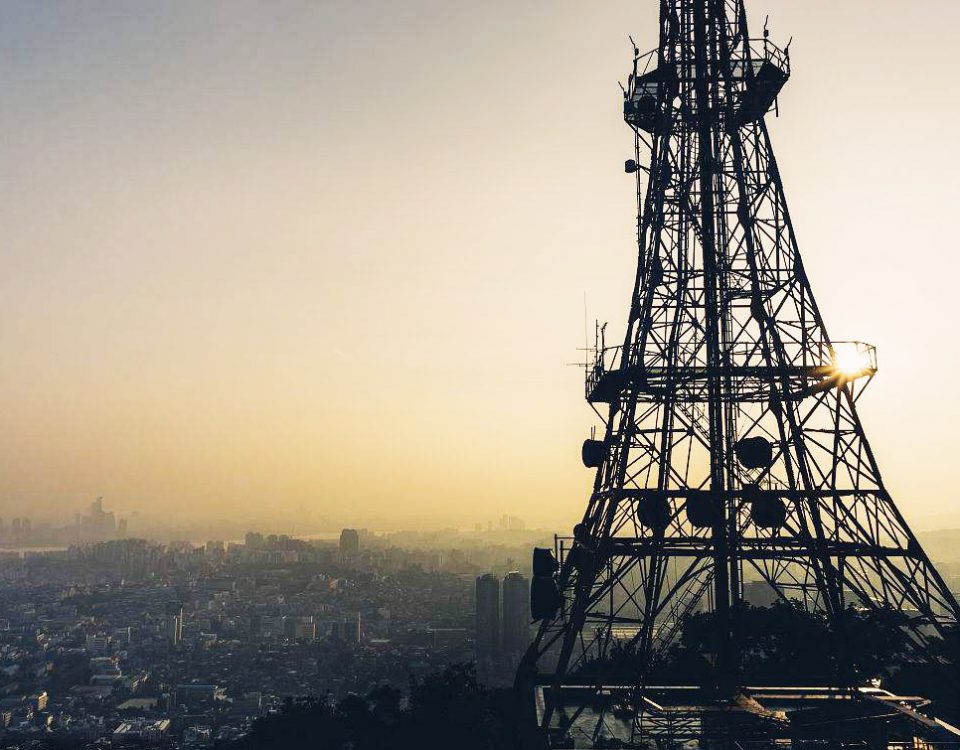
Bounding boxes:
[1,1,960,530]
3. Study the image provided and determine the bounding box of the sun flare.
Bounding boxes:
[832,342,873,378]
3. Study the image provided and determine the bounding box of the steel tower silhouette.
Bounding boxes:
[519,0,960,742]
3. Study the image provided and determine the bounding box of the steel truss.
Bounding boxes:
[518,0,960,745]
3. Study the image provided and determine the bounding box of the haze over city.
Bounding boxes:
[1,0,958,530]
[0,2,959,749]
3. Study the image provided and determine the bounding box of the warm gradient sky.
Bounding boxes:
[1,1,958,530]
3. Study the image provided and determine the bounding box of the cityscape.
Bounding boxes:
[2,0,960,748]
[0,496,953,747]
[0,499,551,746]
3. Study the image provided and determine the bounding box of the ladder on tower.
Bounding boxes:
[649,569,715,666]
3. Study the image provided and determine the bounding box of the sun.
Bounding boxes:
[832,342,872,378]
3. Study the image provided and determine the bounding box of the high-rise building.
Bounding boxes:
[348,613,361,643]
[81,498,116,537]
[339,528,360,557]
[501,571,530,656]
[164,602,183,646]
[205,540,225,557]
[73,498,118,541]
[497,515,527,531]
[328,614,361,642]
[475,573,500,661]
[283,616,318,642]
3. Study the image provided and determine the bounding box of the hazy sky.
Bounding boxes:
[1,1,958,530]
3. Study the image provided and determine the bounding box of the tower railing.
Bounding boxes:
[585,329,876,403]
[625,37,790,132]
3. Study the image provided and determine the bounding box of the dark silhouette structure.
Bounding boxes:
[164,601,183,647]
[518,0,960,744]
[233,664,519,750]
[339,528,360,557]
[476,573,501,662]
[502,572,531,657]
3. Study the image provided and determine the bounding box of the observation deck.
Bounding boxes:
[624,38,790,133]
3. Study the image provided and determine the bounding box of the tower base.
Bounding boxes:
[530,683,960,749]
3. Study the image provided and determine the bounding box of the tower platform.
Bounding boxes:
[534,683,960,748]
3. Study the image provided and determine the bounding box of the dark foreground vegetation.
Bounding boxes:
[233,603,960,749]
[227,604,960,749]
[229,663,518,750]
[232,604,960,750]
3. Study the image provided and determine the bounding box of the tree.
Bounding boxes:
[231,664,518,750]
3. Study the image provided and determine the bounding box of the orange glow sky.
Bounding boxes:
[0,1,958,530]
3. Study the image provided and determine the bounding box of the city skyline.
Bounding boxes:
[1,2,959,747]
